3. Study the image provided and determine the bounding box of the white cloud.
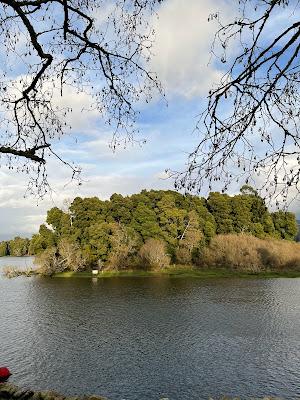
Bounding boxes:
[4,72,99,138]
[0,151,175,238]
[54,84,99,133]
[151,0,233,98]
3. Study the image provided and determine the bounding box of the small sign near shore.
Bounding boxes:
[92,259,104,276]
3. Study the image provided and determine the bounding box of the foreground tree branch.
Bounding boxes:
[174,0,300,204]
[0,143,50,162]
[0,0,162,195]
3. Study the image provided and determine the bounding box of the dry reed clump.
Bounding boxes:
[138,238,170,270]
[2,266,34,278]
[201,234,300,272]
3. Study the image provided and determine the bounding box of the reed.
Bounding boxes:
[201,234,300,272]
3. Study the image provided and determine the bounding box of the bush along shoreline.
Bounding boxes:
[1,187,299,277]
[3,233,300,279]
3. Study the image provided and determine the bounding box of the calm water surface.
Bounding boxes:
[0,258,300,399]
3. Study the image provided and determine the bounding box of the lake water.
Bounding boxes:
[0,258,300,400]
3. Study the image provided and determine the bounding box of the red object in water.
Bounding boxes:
[0,367,11,380]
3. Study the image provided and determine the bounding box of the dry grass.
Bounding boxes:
[2,266,34,278]
[201,234,300,272]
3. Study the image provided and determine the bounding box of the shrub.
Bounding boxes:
[3,266,33,278]
[58,238,87,272]
[0,241,8,256]
[8,237,30,256]
[139,238,170,270]
[200,234,300,272]
[106,224,138,270]
[34,247,61,276]
[34,239,87,276]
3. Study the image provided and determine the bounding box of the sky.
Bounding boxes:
[1,0,300,240]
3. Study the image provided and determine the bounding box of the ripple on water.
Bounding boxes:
[0,267,300,400]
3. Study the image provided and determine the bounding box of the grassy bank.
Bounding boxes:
[53,267,300,279]
[3,265,300,280]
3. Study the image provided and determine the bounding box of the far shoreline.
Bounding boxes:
[52,267,300,279]
[3,264,300,280]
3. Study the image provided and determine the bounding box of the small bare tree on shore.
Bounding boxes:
[139,238,170,270]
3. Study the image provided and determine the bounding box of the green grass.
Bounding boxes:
[3,265,300,279]
[53,270,153,278]
[52,266,300,279]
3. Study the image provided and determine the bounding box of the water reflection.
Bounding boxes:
[0,267,299,400]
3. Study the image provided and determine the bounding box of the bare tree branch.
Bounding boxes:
[173,0,300,205]
[0,0,162,196]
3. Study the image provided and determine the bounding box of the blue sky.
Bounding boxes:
[0,0,299,240]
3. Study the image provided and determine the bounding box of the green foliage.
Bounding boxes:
[8,237,30,256]
[272,211,298,240]
[1,188,297,273]
[28,225,57,255]
[203,221,216,244]
[240,185,258,196]
[231,195,253,233]
[46,207,72,238]
[176,211,203,264]
[0,241,8,256]
[29,234,44,255]
[130,202,162,241]
[70,197,107,232]
[157,194,187,246]
[251,196,268,224]
[251,223,265,239]
[208,192,234,234]
[262,214,276,237]
[83,222,112,264]
[109,194,132,224]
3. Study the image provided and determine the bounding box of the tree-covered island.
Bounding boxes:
[2,187,300,277]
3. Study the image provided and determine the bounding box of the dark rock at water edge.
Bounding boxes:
[0,383,280,400]
[0,384,106,400]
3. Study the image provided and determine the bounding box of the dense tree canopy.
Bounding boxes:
[1,188,298,271]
